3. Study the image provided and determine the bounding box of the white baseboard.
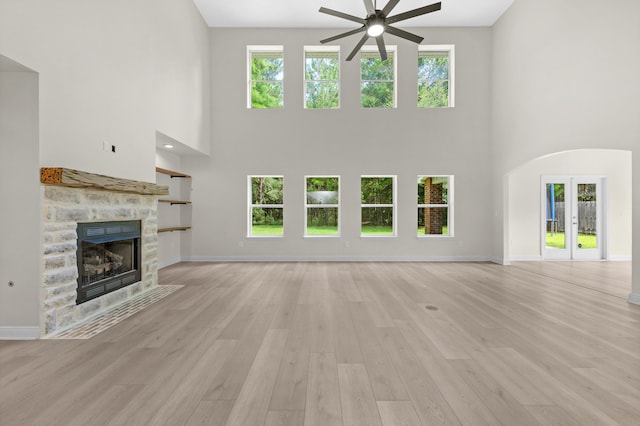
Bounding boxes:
[0,326,40,340]
[509,255,543,261]
[489,257,510,265]
[184,255,492,263]
[158,257,183,269]
[628,293,640,306]
[609,255,632,261]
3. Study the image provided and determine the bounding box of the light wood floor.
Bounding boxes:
[1,261,639,425]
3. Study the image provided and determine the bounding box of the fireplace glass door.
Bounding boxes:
[81,239,135,285]
[76,220,141,304]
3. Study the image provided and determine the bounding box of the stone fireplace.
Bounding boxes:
[41,168,167,336]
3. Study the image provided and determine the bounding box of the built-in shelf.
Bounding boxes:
[158,199,192,205]
[156,166,192,238]
[158,226,191,233]
[155,167,191,179]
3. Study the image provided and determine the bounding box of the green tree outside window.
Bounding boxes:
[250,50,284,108]
[361,50,395,108]
[418,51,450,108]
[305,50,339,109]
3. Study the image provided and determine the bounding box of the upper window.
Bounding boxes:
[248,46,284,109]
[361,46,396,108]
[248,176,284,237]
[305,176,340,237]
[417,176,453,237]
[361,176,396,237]
[304,47,340,109]
[418,45,455,108]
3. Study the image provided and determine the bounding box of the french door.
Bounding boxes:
[541,176,604,260]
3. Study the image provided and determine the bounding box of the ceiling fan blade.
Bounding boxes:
[386,2,441,24]
[346,33,370,61]
[385,25,424,44]
[382,0,401,17]
[376,36,388,61]
[320,26,366,44]
[363,0,375,16]
[319,7,367,25]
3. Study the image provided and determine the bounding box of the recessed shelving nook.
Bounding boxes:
[156,167,192,233]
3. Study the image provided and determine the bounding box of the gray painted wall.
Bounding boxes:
[0,0,211,183]
[492,0,640,296]
[0,66,40,337]
[184,27,493,260]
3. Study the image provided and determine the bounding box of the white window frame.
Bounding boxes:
[361,175,397,238]
[304,175,341,238]
[303,46,341,109]
[248,175,284,238]
[417,175,454,238]
[247,45,284,109]
[418,45,455,108]
[360,45,397,108]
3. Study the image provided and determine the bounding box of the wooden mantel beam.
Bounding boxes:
[41,167,169,196]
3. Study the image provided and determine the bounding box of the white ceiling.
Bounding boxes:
[193,0,514,28]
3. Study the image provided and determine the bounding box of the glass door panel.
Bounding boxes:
[576,183,597,250]
[572,179,602,260]
[545,183,566,249]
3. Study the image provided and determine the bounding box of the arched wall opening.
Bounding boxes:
[506,149,632,262]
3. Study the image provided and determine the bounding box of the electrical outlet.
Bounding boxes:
[103,141,116,153]
[344,240,349,248]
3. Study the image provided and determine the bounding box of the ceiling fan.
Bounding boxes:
[319,0,442,61]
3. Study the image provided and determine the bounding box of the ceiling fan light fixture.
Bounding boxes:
[367,18,385,37]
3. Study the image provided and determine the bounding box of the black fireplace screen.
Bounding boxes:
[81,240,134,284]
[76,221,141,304]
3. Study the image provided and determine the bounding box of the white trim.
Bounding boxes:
[490,257,511,266]
[184,255,492,263]
[628,293,640,305]
[0,326,40,340]
[509,255,543,261]
[609,255,633,261]
[158,257,182,269]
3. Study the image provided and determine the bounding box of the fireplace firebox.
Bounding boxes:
[76,221,141,304]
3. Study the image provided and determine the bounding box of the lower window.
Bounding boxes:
[305,176,340,236]
[417,175,453,236]
[249,176,284,237]
[361,176,396,236]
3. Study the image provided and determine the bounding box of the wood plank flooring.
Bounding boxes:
[0,261,638,425]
